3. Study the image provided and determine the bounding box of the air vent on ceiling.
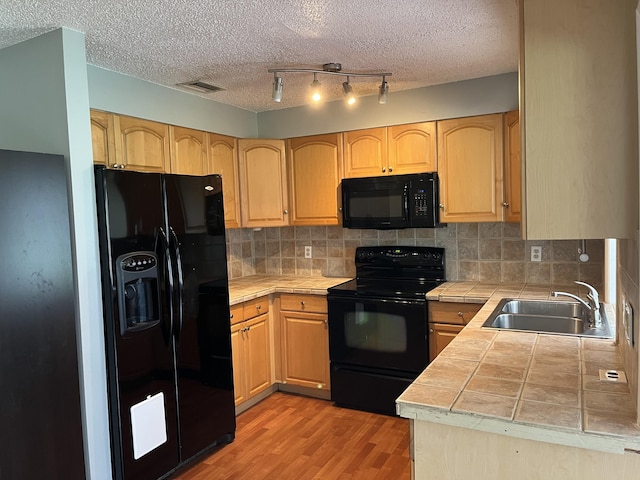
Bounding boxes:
[177,81,224,94]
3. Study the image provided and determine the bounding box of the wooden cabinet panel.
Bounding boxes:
[230,323,247,405]
[428,301,482,361]
[169,126,206,175]
[244,314,272,397]
[287,133,343,226]
[343,128,387,178]
[229,304,244,325]
[90,109,115,166]
[114,115,170,172]
[238,138,289,227]
[437,114,504,222]
[388,122,437,174]
[280,294,327,314]
[503,110,521,223]
[243,296,269,320]
[428,302,482,325]
[428,323,464,362]
[279,294,329,391]
[520,0,637,240]
[231,309,272,406]
[208,133,241,229]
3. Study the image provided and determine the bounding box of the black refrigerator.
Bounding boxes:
[94,166,235,480]
[0,149,86,479]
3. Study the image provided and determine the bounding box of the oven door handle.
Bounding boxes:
[328,295,426,307]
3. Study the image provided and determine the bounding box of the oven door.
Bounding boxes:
[328,294,428,373]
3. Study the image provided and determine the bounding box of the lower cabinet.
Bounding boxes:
[230,297,272,406]
[428,302,482,362]
[279,294,330,391]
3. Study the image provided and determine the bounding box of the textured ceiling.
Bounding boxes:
[0,0,519,112]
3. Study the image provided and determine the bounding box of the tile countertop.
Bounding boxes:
[227,275,351,305]
[398,281,640,454]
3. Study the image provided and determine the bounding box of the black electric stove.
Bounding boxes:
[327,246,446,416]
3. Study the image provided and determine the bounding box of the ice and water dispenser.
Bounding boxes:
[116,252,161,335]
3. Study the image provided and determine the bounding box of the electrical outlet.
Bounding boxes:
[530,246,542,262]
[304,246,312,258]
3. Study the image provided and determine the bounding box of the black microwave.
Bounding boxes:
[341,172,443,229]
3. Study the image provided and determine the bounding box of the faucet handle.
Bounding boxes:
[575,281,599,306]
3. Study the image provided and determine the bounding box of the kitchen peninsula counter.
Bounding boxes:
[398,281,640,479]
[228,275,351,305]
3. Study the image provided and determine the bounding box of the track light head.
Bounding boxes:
[310,73,322,102]
[378,78,389,104]
[272,75,283,102]
[343,79,356,105]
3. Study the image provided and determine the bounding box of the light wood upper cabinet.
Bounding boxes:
[343,123,437,178]
[169,126,206,175]
[437,114,504,223]
[287,133,343,226]
[90,109,115,166]
[520,0,637,240]
[208,133,241,229]
[343,127,387,178]
[388,122,437,174]
[113,115,170,172]
[238,138,289,227]
[503,110,521,223]
[279,294,330,391]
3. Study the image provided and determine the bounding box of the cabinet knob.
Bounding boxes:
[256,304,261,311]
[230,314,233,319]
[439,204,444,209]
[457,312,464,317]
[502,202,510,207]
[388,167,393,172]
[300,301,305,309]
[382,167,386,173]
[429,328,434,333]
[283,210,288,215]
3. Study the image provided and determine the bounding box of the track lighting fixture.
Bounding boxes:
[378,77,389,105]
[342,77,356,105]
[272,74,283,102]
[310,73,322,102]
[267,63,391,106]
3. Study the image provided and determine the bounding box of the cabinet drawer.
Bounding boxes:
[280,294,327,314]
[243,296,269,320]
[428,302,482,325]
[230,304,244,325]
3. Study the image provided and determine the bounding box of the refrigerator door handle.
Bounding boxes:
[169,226,184,342]
[158,227,175,346]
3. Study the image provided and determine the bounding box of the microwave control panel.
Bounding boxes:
[413,189,431,217]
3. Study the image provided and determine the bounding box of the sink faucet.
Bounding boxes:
[552,281,601,328]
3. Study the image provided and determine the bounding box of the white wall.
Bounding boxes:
[0,28,112,479]
[88,65,259,138]
[257,72,519,138]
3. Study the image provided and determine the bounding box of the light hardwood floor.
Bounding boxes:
[173,392,411,479]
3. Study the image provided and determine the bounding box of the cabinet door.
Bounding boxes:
[437,114,504,222]
[281,310,330,390]
[90,110,115,166]
[169,126,206,175]
[230,322,247,406]
[208,133,241,229]
[245,314,272,398]
[343,128,387,178]
[428,323,464,362]
[503,110,521,223]
[238,139,289,227]
[114,115,170,172]
[287,133,343,226]
[388,122,437,174]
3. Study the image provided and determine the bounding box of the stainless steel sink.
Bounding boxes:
[500,299,587,318]
[482,298,612,338]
